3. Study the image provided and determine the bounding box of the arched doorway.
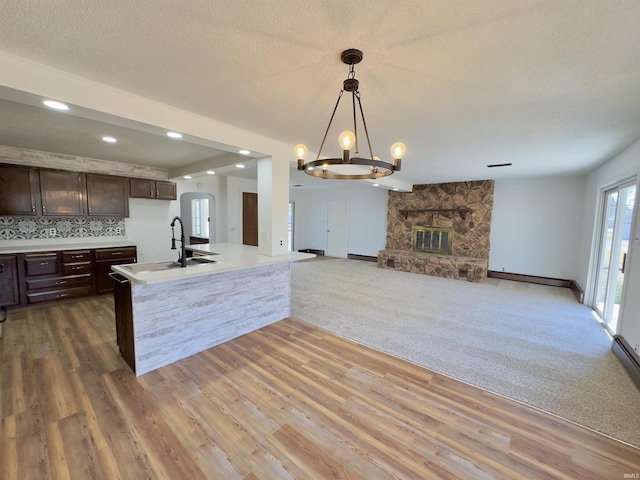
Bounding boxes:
[180,192,216,244]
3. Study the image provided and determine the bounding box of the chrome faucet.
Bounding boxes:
[170,216,187,267]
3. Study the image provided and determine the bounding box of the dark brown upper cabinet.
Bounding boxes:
[0,164,40,216]
[129,178,177,200]
[87,174,129,217]
[39,169,86,216]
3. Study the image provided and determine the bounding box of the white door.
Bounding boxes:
[592,180,636,333]
[326,198,348,258]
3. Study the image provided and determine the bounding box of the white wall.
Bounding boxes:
[125,198,180,263]
[489,176,586,279]
[290,184,388,257]
[578,139,640,348]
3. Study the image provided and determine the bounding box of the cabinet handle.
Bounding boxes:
[156,190,159,198]
[58,280,67,285]
[40,262,49,266]
[42,205,46,213]
[150,190,153,197]
[112,252,122,256]
[57,294,68,298]
[88,206,92,213]
[32,205,35,213]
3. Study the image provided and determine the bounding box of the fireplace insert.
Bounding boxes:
[412,226,453,255]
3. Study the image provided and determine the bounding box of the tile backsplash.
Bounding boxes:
[0,216,126,240]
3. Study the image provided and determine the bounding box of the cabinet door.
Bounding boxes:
[0,164,39,215]
[39,169,85,216]
[155,181,177,200]
[129,178,155,199]
[0,255,20,307]
[87,174,129,216]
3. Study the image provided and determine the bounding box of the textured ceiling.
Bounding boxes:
[0,0,639,186]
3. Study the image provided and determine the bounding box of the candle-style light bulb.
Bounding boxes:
[390,142,406,160]
[294,144,308,160]
[338,131,356,150]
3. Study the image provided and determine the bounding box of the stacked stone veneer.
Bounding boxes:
[378,180,494,282]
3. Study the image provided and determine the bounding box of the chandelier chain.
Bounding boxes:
[355,90,375,161]
[316,89,344,161]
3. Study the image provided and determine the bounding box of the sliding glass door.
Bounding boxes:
[593,180,636,333]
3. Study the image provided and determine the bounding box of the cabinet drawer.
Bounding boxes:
[26,273,92,291]
[25,253,58,276]
[27,285,93,304]
[62,262,93,275]
[62,250,92,263]
[95,247,137,261]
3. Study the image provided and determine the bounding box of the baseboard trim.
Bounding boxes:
[487,271,571,288]
[569,280,584,303]
[612,335,640,389]
[348,254,378,262]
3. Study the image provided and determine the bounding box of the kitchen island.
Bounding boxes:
[110,243,314,375]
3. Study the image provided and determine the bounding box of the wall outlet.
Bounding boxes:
[49,228,56,236]
[280,239,283,246]
[116,227,122,235]
[634,344,639,353]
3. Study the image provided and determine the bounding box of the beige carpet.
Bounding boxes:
[291,258,640,448]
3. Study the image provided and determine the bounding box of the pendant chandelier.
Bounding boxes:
[295,48,406,180]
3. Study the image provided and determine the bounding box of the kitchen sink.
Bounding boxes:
[121,256,217,273]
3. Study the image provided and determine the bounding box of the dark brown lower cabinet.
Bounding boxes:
[94,247,137,294]
[23,250,94,305]
[0,255,20,307]
[9,245,136,308]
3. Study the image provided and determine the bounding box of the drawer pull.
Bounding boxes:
[57,294,68,298]
[112,252,123,256]
[40,262,49,266]
[58,281,67,285]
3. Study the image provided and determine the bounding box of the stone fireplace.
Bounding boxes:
[378,180,494,282]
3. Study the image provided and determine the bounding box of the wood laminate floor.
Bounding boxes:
[1,295,639,479]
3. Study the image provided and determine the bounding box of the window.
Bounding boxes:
[191,198,209,238]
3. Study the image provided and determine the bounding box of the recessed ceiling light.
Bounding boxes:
[102,136,117,143]
[239,149,251,155]
[42,99,70,111]
[183,175,192,179]
[206,170,215,175]
[166,131,183,139]
[236,164,246,169]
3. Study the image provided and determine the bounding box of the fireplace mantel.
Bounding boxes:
[398,208,472,220]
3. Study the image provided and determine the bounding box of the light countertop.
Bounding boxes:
[0,238,136,254]
[111,243,315,285]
